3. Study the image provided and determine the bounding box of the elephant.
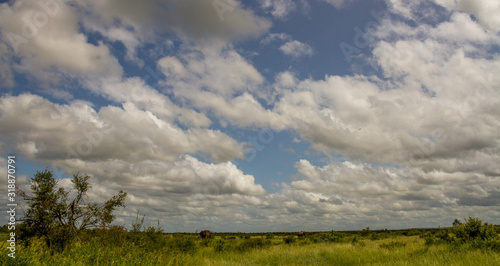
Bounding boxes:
[297,231,306,237]
[200,230,212,238]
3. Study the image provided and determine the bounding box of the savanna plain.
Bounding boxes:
[1,217,499,266]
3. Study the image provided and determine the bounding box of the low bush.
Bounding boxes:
[100,226,128,248]
[424,236,443,246]
[214,239,228,252]
[403,229,421,236]
[284,235,296,244]
[380,241,406,250]
[471,239,500,252]
[360,227,371,237]
[173,237,198,254]
[455,218,497,243]
[327,231,344,243]
[426,217,500,252]
[351,236,366,247]
[313,237,324,243]
[235,238,271,252]
[200,238,212,247]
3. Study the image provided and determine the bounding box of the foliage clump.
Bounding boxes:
[361,227,371,236]
[424,217,500,251]
[214,239,228,252]
[175,238,198,254]
[380,241,406,250]
[284,235,296,244]
[127,214,166,251]
[327,230,344,243]
[313,237,324,243]
[235,238,272,252]
[351,236,366,247]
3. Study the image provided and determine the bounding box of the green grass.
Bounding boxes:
[1,233,499,265]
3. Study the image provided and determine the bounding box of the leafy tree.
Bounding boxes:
[361,226,371,236]
[453,216,497,242]
[0,224,8,233]
[20,169,127,250]
[452,219,462,227]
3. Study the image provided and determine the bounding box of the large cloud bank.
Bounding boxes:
[0,0,499,231]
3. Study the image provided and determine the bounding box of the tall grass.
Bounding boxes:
[1,232,500,265]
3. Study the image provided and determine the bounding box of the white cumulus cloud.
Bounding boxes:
[279,40,314,57]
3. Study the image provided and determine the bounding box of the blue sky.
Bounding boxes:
[1,0,500,232]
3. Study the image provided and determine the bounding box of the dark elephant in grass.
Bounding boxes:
[200,230,212,238]
[297,231,307,237]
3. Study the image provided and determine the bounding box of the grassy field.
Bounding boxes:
[1,228,499,265]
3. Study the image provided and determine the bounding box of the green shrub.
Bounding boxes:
[214,239,228,252]
[351,235,366,247]
[174,238,198,254]
[236,238,271,252]
[425,236,442,246]
[380,241,406,250]
[451,217,498,243]
[361,227,371,237]
[425,217,500,252]
[454,217,482,241]
[200,238,212,247]
[403,229,421,236]
[433,228,452,242]
[350,236,365,247]
[101,226,128,247]
[327,231,344,243]
[313,237,324,243]
[471,239,500,252]
[284,235,296,244]
[356,240,366,247]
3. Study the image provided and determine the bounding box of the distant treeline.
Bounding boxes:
[5,224,486,236]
